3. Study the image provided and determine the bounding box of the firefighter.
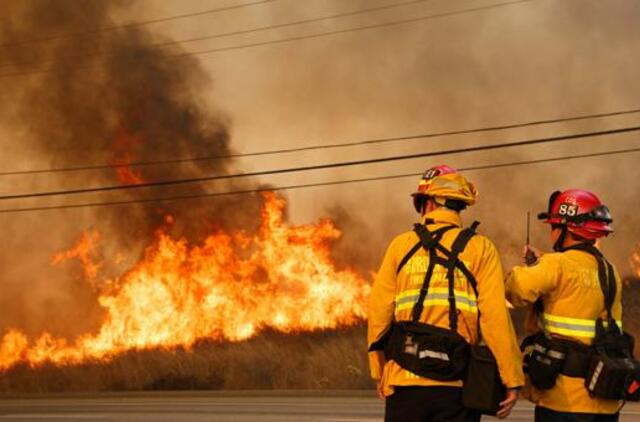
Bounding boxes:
[506,189,624,421]
[368,165,524,422]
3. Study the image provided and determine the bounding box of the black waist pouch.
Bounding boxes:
[462,345,506,415]
[525,332,568,390]
[586,354,640,401]
[586,329,640,401]
[384,321,470,381]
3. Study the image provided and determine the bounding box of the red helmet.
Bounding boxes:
[538,189,613,239]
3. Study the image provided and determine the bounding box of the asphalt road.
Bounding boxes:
[0,391,638,421]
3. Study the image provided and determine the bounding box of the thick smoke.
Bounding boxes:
[1,0,639,341]
[235,0,640,274]
[0,0,264,337]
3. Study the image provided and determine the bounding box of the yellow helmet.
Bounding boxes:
[411,165,478,212]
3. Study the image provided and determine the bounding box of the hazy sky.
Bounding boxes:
[1,0,639,336]
[120,0,640,267]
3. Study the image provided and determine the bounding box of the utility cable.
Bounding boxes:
[0,0,431,70]
[1,146,638,214]
[0,124,637,201]
[174,0,531,59]
[0,0,275,50]
[0,0,532,79]
[1,107,638,177]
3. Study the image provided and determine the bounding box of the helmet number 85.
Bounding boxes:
[558,203,578,216]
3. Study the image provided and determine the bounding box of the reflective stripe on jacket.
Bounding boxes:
[367,209,524,396]
[506,250,624,414]
[542,313,622,339]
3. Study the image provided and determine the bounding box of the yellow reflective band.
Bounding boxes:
[395,288,478,314]
[543,313,623,339]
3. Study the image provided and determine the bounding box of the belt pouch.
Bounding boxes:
[586,354,640,401]
[462,344,506,415]
[528,333,567,390]
[385,321,469,381]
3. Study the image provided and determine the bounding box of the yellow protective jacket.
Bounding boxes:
[368,209,524,396]
[506,249,624,414]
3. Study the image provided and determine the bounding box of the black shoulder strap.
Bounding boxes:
[396,223,454,275]
[564,243,618,332]
[446,221,480,287]
[410,224,455,322]
[444,221,480,330]
[396,242,423,275]
[407,221,480,330]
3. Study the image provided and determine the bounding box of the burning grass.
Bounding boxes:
[0,326,373,394]
[0,193,370,372]
[1,281,639,394]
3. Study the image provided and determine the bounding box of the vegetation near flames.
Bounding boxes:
[0,193,370,372]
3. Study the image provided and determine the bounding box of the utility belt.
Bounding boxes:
[523,327,640,401]
[521,242,640,402]
[383,320,470,381]
[370,221,506,415]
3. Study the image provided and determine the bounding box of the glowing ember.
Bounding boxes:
[0,193,370,371]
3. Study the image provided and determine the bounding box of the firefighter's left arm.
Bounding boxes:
[367,235,401,380]
[473,236,525,389]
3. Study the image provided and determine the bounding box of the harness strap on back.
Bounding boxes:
[412,225,454,322]
[563,243,617,330]
[445,221,480,330]
[400,220,480,331]
[397,223,453,274]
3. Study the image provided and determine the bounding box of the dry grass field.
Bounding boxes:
[0,326,373,394]
[1,280,638,394]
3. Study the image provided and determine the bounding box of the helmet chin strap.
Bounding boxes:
[554,225,596,252]
[553,226,568,252]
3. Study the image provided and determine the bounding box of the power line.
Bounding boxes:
[0,0,532,79]
[3,107,639,177]
[0,0,431,71]
[171,0,533,57]
[0,0,275,50]
[0,124,638,202]
[1,146,638,214]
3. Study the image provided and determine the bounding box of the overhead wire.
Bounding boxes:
[174,0,532,58]
[1,146,638,214]
[0,0,532,79]
[0,0,275,50]
[0,106,638,177]
[0,124,638,202]
[0,0,431,71]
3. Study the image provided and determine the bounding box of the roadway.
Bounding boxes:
[0,391,638,421]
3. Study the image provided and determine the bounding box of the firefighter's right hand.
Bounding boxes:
[497,388,520,419]
[522,245,541,266]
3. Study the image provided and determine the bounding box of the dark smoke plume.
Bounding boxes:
[0,0,263,337]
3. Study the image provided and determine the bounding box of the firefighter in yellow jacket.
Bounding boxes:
[368,165,524,421]
[506,189,624,421]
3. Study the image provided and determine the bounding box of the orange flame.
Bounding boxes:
[51,229,102,283]
[0,192,370,370]
[113,129,144,184]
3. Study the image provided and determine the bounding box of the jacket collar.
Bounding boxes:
[421,208,462,227]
